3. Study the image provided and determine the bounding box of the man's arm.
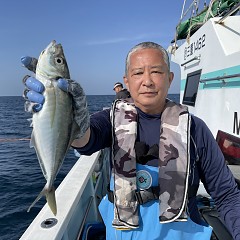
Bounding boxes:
[72,128,90,148]
[73,108,112,155]
[193,116,240,239]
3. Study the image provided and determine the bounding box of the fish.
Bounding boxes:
[27,40,76,215]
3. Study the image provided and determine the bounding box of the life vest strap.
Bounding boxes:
[107,184,198,205]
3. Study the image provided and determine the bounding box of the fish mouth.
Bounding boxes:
[43,40,62,55]
[49,40,58,49]
[50,40,61,48]
[51,40,62,48]
[45,40,56,50]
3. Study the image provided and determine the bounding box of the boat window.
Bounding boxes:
[216,130,240,165]
[182,69,201,106]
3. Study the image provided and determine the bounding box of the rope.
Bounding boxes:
[203,0,217,22]
[180,0,188,20]
[0,138,31,142]
[186,2,196,43]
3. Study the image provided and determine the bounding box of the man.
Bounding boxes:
[22,42,240,240]
[113,82,130,99]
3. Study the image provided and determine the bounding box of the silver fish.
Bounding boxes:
[28,40,76,215]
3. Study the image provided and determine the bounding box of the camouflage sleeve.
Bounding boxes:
[66,79,90,139]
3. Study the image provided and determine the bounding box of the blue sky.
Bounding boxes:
[0,0,184,96]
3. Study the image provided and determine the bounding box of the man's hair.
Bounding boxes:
[125,42,170,75]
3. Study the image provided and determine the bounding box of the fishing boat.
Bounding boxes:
[169,0,240,168]
[20,1,240,239]
[168,0,240,239]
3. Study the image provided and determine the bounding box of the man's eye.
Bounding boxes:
[153,71,165,75]
[134,72,143,75]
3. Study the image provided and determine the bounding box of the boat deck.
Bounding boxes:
[20,148,110,240]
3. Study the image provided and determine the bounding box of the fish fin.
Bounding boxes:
[27,187,46,213]
[46,187,57,216]
[30,131,35,148]
[27,118,33,127]
[27,185,57,216]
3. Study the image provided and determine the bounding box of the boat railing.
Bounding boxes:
[217,2,240,23]
[172,0,240,44]
[20,148,111,240]
[200,73,240,83]
[180,0,202,22]
[181,54,201,67]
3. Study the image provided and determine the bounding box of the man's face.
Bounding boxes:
[124,48,173,114]
[114,86,121,93]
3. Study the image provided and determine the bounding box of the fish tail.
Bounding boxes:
[27,185,57,216]
[46,187,57,216]
[27,187,46,213]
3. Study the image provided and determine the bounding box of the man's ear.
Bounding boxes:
[168,72,174,88]
[123,76,129,90]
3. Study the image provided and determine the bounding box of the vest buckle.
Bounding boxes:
[135,186,160,205]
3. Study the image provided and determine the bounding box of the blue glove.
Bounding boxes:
[23,77,68,112]
[58,79,90,139]
[21,55,68,104]
[21,56,38,73]
[23,76,45,112]
[21,55,44,112]
[23,75,90,138]
[22,54,90,138]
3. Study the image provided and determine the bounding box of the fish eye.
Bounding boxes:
[55,58,63,64]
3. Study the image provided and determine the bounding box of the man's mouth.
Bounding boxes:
[141,92,157,95]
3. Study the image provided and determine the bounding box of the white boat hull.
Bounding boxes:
[171,16,240,139]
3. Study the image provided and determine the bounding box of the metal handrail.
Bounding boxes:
[76,196,94,240]
[216,2,240,24]
[181,55,201,67]
[200,73,240,83]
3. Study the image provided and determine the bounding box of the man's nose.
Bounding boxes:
[143,72,153,86]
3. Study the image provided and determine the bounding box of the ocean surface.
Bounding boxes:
[0,94,179,240]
